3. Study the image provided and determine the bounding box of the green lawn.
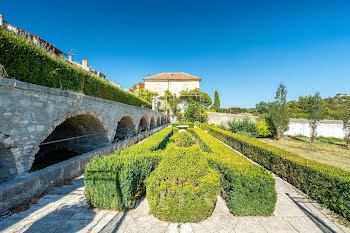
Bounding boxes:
[259,136,350,171]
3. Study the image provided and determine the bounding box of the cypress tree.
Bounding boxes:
[213,90,221,111]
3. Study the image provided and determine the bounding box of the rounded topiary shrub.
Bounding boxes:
[175,131,195,147]
[145,146,220,223]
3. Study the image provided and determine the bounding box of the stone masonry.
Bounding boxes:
[0,78,167,183]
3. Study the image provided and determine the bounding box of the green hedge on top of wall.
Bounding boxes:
[0,28,151,108]
[206,125,350,220]
[189,128,277,216]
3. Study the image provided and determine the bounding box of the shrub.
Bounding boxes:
[227,118,257,136]
[145,145,220,222]
[217,122,227,130]
[0,28,151,108]
[206,125,350,220]
[255,120,272,138]
[175,132,195,147]
[190,129,277,216]
[84,128,173,210]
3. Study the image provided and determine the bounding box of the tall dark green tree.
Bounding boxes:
[270,83,289,140]
[212,90,221,111]
[308,92,325,143]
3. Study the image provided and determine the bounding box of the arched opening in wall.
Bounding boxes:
[150,116,156,129]
[114,115,136,141]
[138,115,148,133]
[161,117,165,125]
[157,117,161,126]
[0,141,17,183]
[30,114,109,172]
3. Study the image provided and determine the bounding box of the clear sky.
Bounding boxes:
[2,0,350,108]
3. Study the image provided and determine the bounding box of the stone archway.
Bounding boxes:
[150,116,156,129]
[157,116,161,126]
[31,114,109,172]
[138,115,148,132]
[114,115,136,141]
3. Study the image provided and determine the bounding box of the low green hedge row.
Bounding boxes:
[0,29,151,108]
[206,125,350,219]
[146,145,220,222]
[169,131,196,147]
[84,128,173,210]
[189,129,277,216]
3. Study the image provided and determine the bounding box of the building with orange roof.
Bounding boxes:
[143,72,201,96]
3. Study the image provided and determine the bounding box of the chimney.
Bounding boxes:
[147,75,151,78]
[82,59,88,67]
[68,54,72,61]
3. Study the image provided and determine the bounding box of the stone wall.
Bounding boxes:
[285,118,346,139]
[207,112,258,125]
[207,112,346,139]
[0,78,167,183]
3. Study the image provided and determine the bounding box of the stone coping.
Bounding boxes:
[0,77,157,112]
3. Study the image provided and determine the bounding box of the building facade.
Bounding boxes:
[143,72,201,96]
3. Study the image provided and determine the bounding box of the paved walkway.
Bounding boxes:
[0,174,348,233]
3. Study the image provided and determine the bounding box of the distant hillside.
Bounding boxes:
[288,94,350,120]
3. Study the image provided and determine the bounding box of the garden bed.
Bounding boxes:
[84,127,277,222]
[205,125,350,220]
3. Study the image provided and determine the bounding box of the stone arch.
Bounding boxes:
[138,115,148,133]
[0,139,17,183]
[161,116,165,125]
[31,114,109,172]
[150,116,156,129]
[114,115,136,141]
[157,116,161,126]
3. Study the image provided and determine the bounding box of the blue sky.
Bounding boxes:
[2,0,350,108]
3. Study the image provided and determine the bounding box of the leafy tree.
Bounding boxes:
[129,82,158,104]
[129,82,145,92]
[134,88,158,104]
[337,104,350,148]
[308,92,325,143]
[255,101,273,116]
[180,88,212,123]
[270,83,289,140]
[211,90,221,111]
[160,90,181,120]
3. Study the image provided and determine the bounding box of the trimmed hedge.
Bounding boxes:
[174,131,196,147]
[84,128,173,210]
[145,145,220,222]
[207,125,350,220]
[189,129,277,216]
[0,28,151,108]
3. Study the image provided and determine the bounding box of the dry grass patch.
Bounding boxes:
[259,136,350,171]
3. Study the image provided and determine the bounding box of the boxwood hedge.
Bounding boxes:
[145,145,220,222]
[189,128,277,216]
[206,125,350,220]
[84,128,173,210]
[0,28,151,108]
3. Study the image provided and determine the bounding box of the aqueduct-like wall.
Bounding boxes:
[0,78,168,183]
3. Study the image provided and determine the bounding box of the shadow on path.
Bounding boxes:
[0,177,85,232]
[286,193,337,233]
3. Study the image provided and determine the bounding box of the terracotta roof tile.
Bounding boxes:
[143,72,201,81]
